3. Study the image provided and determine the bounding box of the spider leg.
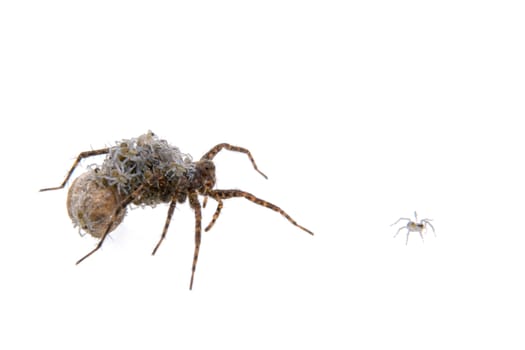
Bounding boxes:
[207,189,314,235]
[204,196,223,232]
[200,143,268,179]
[406,231,411,245]
[151,200,177,255]
[76,183,143,265]
[422,220,436,236]
[390,218,411,226]
[40,148,110,192]
[189,192,202,290]
[418,230,425,243]
[393,226,406,238]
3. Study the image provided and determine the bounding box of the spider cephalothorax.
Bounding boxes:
[192,160,216,195]
[41,131,313,289]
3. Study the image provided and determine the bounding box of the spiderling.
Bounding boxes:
[391,211,435,245]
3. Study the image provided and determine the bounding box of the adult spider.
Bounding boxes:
[390,211,435,245]
[40,131,313,289]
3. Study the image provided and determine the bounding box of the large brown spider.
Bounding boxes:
[40,131,313,289]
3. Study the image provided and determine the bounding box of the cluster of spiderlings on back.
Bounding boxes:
[66,131,196,238]
[93,131,195,207]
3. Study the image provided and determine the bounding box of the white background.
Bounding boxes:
[1,1,524,349]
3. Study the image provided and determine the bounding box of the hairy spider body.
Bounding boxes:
[390,211,435,245]
[41,131,313,289]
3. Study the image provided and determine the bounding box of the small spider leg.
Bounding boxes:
[189,192,202,290]
[39,148,110,192]
[418,230,424,243]
[151,200,177,255]
[207,189,314,235]
[75,183,145,265]
[414,211,418,223]
[393,226,406,238]
[200,143,268,179]
[390,217,411,227]
[406,231,411,245]
[204,196,223,232]
[422,220,436,236]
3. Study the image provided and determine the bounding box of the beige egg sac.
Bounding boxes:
[67,170,126,238]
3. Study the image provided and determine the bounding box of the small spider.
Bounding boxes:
[40,131,313,289]
[390,211,435,245]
